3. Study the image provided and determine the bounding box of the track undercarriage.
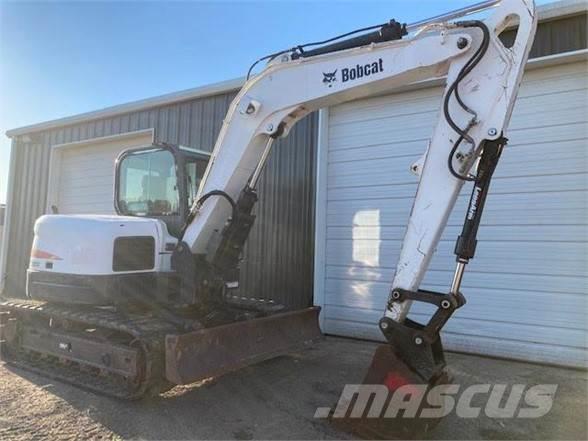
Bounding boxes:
[0,298,322,399]
[0,298,177,399]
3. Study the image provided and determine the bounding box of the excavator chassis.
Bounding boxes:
[0,298,322,399]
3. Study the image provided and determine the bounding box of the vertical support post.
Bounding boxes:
[0,138,19,295]
[313,108,330,329]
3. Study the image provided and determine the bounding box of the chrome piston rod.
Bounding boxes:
[249,137,275,189]
[450,261,467,294]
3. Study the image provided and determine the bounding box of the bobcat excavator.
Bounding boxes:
[1,0,535,437]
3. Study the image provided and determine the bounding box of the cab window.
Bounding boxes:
[118,148,179,216]
[185,157,209,207]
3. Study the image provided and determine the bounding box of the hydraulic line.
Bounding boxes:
[443,20,491,181]
[176,190,237,244]
[246,21,406,79]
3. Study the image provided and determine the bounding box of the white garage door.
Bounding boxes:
[317,59,588,367]
[49,130,154,215]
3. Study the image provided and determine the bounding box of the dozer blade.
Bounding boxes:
[330,344,451,440]
[165,306,322,384]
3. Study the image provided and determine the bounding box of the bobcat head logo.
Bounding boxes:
[323,70,337,87]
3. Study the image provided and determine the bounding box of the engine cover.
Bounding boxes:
[26,215,175,305]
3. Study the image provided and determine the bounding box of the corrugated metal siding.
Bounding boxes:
[501,13,587,58]
[5,141,52,298]
[320,60,588,367]
[241,115,318,309]
[3,91,317,310]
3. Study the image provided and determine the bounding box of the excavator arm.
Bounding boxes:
[182,0,537,262]
[179,0,535,329]
[170,0,536,436]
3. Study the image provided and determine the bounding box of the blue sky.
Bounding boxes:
[0,0,551,204]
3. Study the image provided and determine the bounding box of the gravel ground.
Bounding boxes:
[0,337,586,440]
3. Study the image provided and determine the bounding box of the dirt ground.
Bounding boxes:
[0,337,586,440]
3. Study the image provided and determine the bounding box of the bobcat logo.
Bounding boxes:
[323,70,337,87]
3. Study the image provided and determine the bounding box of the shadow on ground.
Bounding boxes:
[2,337,587,440]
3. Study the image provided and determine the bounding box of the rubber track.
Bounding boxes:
[0,298,178,400]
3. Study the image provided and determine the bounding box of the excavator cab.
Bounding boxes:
[115,143,210,237]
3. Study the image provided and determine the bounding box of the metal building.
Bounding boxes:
[2,0,586,366]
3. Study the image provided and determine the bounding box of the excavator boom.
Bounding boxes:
[174,0,536,436]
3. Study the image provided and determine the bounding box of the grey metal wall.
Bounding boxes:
[3,92,318,310]
[241,115,318,308]
[500,13,587,57]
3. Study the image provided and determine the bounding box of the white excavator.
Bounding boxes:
[1,0,536,437]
